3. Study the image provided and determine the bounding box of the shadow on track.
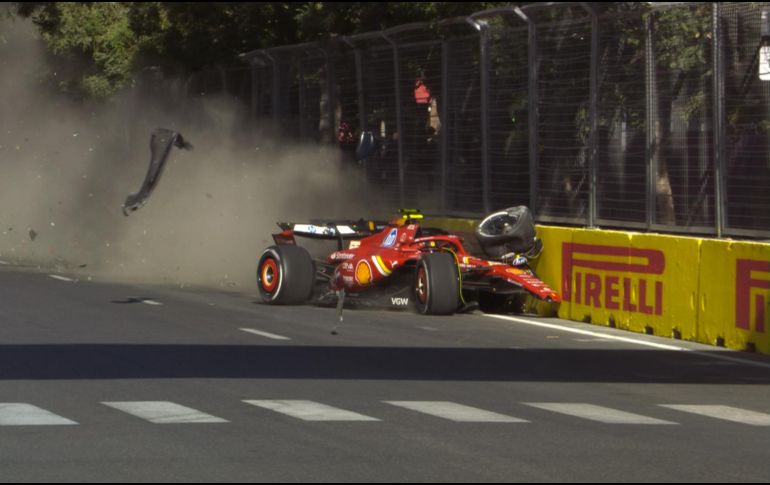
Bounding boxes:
[0,344,767,384]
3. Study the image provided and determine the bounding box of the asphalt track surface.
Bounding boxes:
[1,265,769,482]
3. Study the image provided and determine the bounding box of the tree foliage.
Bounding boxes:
[11,2,502,99]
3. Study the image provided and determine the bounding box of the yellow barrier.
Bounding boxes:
[424,216,770,354]
[699,239,770,354]
[563,229,700,341]
[527,226,701,340]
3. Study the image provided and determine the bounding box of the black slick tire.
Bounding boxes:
[414,252,460,315]
[257,245,315,304]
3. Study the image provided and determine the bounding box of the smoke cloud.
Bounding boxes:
[0,13,383,291]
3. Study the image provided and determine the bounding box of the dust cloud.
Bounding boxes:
[0,13,384,291]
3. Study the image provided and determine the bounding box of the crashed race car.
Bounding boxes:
[256,206,560,316]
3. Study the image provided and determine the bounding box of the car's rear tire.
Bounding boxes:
[257,245,315,304]
[414,252,460,315]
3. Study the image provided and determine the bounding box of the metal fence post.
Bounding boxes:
[298,61,307,140]
[441,38,450,214]
[645,13,657,230]
[471,19,492,213]
[259,51,280,124]
[462,18,492,214]
[712,2,727,237]
[324,48,337,143]
[353,44,368,181]
[517,6,540,217]
[383,34,406,207]
[478,20,492,214]
[354,48,367,133]
[581,3,599,228]
[341,38,367,134]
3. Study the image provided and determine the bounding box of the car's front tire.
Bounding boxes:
[414,252,460,315]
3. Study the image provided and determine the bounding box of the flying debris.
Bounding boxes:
[122,128,192,216]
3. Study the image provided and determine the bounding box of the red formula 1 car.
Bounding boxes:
[256,207,560,316]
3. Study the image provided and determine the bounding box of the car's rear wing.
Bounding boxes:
[272,221,382,247]
[272,210,424,246]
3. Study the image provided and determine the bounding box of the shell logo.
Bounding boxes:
[355,260,373,285]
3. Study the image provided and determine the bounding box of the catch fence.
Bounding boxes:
[196,2,770,239]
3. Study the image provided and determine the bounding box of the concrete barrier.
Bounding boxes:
[699,239,770,354]
[424,216,770,354]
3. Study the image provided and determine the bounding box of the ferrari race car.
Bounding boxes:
[256,207,560,316]
[117,130,558,316]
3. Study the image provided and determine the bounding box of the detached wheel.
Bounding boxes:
[257,245,315,304]
[414,252,460,315]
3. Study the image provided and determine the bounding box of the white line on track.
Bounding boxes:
[244,400,379,422]
[48,274,76,282]
[102,401,228,424]
[0,403,78,426]
[239,328,291,341]
[386,401,528,423]
[485,314,770,370]
[660,405,770,426]
[524,403,677,425]
[486,314,685,350]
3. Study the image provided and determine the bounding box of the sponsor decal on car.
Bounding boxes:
[391,297,410,307]
[382,228,398,248]
[355,260,373,286]
[506,267,528,275]
[330,251,356,261]
[295,224,338,237]
[371,255,392,276]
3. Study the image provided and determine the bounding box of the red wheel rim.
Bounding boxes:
[260,258,279,292]
[416,266,428,304]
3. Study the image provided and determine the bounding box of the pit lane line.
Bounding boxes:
[486,314,770,370]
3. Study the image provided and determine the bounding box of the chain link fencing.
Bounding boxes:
[189,2,770,239]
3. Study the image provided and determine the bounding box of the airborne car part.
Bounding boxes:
[123,128,192,216]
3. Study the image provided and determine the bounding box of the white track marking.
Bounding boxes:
[386,401,527,423]
[486,314,684,350]
[48,274,75,282]
[524,403,677,425]
[102,401,228,424]
[660,405,770,426]
[244,400,379,422]
[486,314,770,370]
[0,403,78,426]
[239,328,291,341]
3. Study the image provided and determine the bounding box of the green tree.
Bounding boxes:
[13,3,141,98]
[294,2,499,38]
[11,2,503,100]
